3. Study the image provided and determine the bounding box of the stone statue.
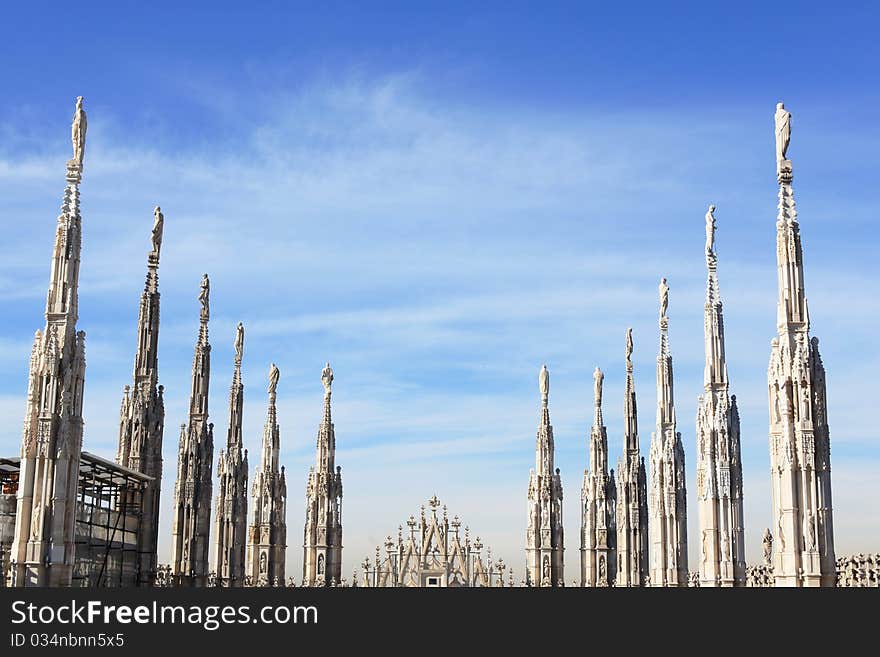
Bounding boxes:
[198,274,210,319]
[777,513,786,551]
[259,552,267,574]
[762,527,773,565]
[234,322,244,364]
[151,206,164,256]
[807,512,817,551]
[268,363,280,395]
[625,328,633,367]
[598,555,606,583]
[321,362,333,393]
[774,102,791,164]
[593,367,604,408]
[705,204,716,253]
[659,277,669,318]
[539,364,549,400]
[71,96,87,165]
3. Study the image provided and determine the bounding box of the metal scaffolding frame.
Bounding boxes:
[73,452,152,587]
[0,452,152,588]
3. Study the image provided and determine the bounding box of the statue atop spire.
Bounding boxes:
[322,362,334,394]
[268,362,280,396]
[198,273,210,322]
[774,102,792,165]
[151,206,164,257]
[625,328,634,372]
[539,364,550,405]
[593,367,604,411]
[71,96,87,166]
[234,322,244,367]
[659,278,669,319]
[705,204,716,254]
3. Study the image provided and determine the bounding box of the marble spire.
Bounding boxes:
[303,362,344,586]
[116,206,166,586]
[213,322,249,586]
[580,367,617,586]
[648,279,688,586]
[615,330,648,586]
[767,102,835,586]
[247,363,287,586]
[10,97,88,587]
[526,364,564,586]
[696,204,746,587]
[170,275,214,587]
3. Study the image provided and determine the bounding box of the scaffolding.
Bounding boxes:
[73,452,151,587]
[0,452,151,588]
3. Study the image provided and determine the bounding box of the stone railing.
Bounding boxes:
[148,557,880,588]
[745,564,773,587]
[836,554,879,587]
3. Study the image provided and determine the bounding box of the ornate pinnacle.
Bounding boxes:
[428,494,441,509]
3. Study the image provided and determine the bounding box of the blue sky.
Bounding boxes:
[1,2,878,581]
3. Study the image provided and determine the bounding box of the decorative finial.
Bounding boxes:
[151,206,164,257]
[268,362,280,395]
[71,96,87,166]
[321,362,333,394]
[539,364,549,404]
[659,277,669,319]
[428,494,441,509]
[593,367,604,408]
[774,101,791,166]
[234,322,244,365]
[198,274,210,321]
[705,204,716,254]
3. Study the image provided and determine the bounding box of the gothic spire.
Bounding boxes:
[303,362,344,586]
[248,362,287,586]
[170,275,214,586]
[649,280,688,587]
[768,102,835,586]
[11,97,89,586]
[227,322,244,451]
[581,365,616,587]
[213,322,248,586]
[526,363,564,586]
[696,204,745,587]
[116,205,167,585]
